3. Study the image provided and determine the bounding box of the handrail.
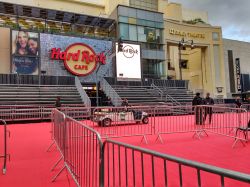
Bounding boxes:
[100,78,122,106]
[75,76,91,107]
[150,83,163,99]
[0,119,8,174]
[165,94,181,106]
[103,139,250,184]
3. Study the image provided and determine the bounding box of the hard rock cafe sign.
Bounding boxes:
[50,43,106,76]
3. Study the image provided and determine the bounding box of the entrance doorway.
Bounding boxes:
[167,44,207,92]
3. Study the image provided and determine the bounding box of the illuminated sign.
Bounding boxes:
[116,43,141,80]
[169,29,205,39]
[50,43,106,76]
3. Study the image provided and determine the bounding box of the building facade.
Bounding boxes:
[163,3,226,98]
[0,0,229,97]
[223,39,250,98]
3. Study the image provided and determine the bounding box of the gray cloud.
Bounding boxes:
[169,0,250,42]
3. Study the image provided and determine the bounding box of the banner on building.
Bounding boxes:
[116,43,141,80]
[11,30,39,75]
[235,58,241,92]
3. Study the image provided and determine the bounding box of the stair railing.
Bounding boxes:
[165,94,181,106]
[150,83,163,100]
[100,78,122,106]
[75,77,91,107]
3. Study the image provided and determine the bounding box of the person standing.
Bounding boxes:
[203,93,214,124]
[192,93,203,125]
[235,97,242,108]
[55,96,62,110]
[121,98,129,107]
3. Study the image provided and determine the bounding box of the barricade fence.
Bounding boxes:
[50,109,250,187]
[0,104,90,122]
[0,119,9,174]
[102,140,250,187]
[85,105,249,144]
[90,106,154,142]
[154,105,249,142]
[51,109,103,187]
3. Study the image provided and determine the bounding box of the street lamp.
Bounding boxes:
[178,38,195,80]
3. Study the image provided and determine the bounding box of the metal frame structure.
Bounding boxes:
[0,2,116,39]
[50,109,104,187]
[50,108,250,187]
[102,139,250,187]
[0,119,9,174]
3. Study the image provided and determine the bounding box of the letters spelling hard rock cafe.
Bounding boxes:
[50,43,106,76]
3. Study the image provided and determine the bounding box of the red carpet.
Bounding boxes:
[0,123,77,187]
[110,133,250,187]
[0,122,249,187]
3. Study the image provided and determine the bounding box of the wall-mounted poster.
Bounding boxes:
[116,43,141,80]
[12,30,39,75]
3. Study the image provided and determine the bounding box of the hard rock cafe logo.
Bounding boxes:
[50,43,106,76]
[121,45,138,58]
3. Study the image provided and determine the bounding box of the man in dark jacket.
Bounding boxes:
[203,93,214,124]
[235,97,242,108]
[55,96,61,110]
[192,93,203,125]
[121,98,129,107]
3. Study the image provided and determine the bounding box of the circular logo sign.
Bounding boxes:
[122,45,138,58]
[64,43,97,76]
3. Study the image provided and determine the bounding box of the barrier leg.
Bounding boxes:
[155,134,164,144]
[193,126,208,140]
[51,165,66,182]
[51,156,63,171]
[46,140,55,152]
[140,135,148,144]
[232,138,246,148]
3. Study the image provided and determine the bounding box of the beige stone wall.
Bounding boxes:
[0,27,11,74]
[165,20,226,98]
[165,3,182,22]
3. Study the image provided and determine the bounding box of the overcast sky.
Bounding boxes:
[170,0,250,42]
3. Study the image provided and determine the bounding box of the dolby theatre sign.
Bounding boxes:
[50,43,106,76]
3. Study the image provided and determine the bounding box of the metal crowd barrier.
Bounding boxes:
[241,104,250,111]
[102,139,250,187]
[72,105,249,147]
[0,104,89,122]
[90,106,154,143]
[154,105,249,145]
[0,119,9,174]
[50,109,103,187]
[50,108,250,187]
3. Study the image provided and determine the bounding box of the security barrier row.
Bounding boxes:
[86,105,249,145]
[0,104,89,122]
[50,109,250,187]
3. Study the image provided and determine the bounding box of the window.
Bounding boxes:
[119,16,128,23]
[138,26,146,42]
[119,23,129,40]
[212,32,219,41]
[130,0,158,11]
[129,25,137,41]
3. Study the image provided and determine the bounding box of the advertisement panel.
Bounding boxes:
[11,30,39,75]
[235,58,241,92]
[116,43,141,80]
[40,33,112,82]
